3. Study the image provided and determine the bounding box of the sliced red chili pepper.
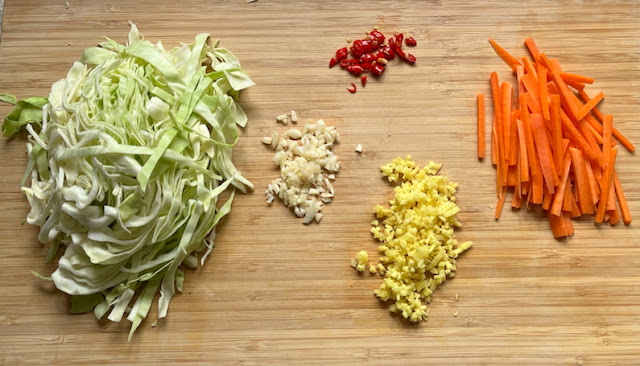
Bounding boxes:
[405,37,417,46]
[329,58,337,68]
[336,47,348,61]
[375,51,385,60]
[371,64,385,76]
[389,38,396,49]
[404,53,417,64]
[395,46,406,59]
[370,30,385,44]
[360,53,375,64]
[348,65,364,75]
[340,59,350,69]
[361,62,372,71]
[395,33,404,44]
[347,59,360,65]
[347,82,357,94]
[361,75,367,87]
[382,45,395,60]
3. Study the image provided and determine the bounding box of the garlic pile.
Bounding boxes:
[263,119,340,224]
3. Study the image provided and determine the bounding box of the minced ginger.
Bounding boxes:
[351,156,472,323]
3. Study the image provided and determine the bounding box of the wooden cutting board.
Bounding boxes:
[1,1,639,365]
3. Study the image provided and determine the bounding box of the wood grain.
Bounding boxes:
[1,0,639,365]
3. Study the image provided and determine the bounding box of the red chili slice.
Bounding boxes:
[404,53,417,64]
[336,47,348,61]
[329,58,337,68]
[405,37,417,46]
[347,82,357,93]
[371,64,385,76]
[361,76,367,87]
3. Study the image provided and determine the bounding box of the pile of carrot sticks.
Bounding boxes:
[478,37,633,238]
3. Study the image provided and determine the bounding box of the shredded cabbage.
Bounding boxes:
[1,23,254,339]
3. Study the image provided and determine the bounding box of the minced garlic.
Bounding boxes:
[264,119,340,224]
[354,156,472,323]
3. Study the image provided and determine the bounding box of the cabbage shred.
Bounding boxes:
[1,24,255,339]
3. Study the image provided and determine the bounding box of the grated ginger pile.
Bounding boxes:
[353,156,472,322]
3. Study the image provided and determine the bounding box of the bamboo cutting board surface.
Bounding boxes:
[1,1,639,365]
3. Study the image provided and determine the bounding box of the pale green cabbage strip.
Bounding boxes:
[1,23,254,339]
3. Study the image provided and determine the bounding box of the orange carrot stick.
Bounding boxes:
[613,171,631,225]
[564,212,574,236]
[548,211,569,238]
[516,65,525,97]
[521,74,540,101]
[537,66,550,120]
[563,79,586,92]
[560,111,603,164]
[558,72,594,85]
[523,114,544,204]
[516,120,530,182]
[595,147,618,223]
[509,110,519,165]
[521,56,537,79]
[606,179,617,211]
[584,160,599,204]
[477,94,485,159]
[502,82,513,165]
[551,158,572,216]
[585,120,603,145]
[609,209,621,226]
[578,89,605,121]
[569,191,582,218]
[491,116,498,165]
[495,186,508,219]
[602,115,613,164]
[525,92,542,114]
[563,177,573,212]
[569,147,594,214]
[489,38,523,71]
[550,71,580,120]
[531,114,559,193]
[542,187,554,210]
[575,92,604,121]
[550,58,562,73]
[550,95,563,178]
[524,37,541,62]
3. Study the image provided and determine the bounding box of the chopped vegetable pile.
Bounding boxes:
[1,23,254,339]
[351,156,472,322]
[329,29,417,93]
[263,117,340,224]
[481,38,633,238]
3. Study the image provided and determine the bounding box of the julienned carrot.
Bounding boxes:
[502,82,513,164]
[613,171,631,225]
[560,111,602,164]
[558,72,594,85]
[551,158,572,216]
[548,211,569,238]
[524,37,541,61]
[509,111,519,165]
[550,95,563,178]
[521,74,540,101]
[516,120,529,182]
[575,91,604,121]
[486,36,633,238]
[550,71,579,120]
[491,116,498,165]
[523,116,544,204]
[569,147,594,214]
[602,115,613,163]
[563,79,586,92]
[495,186,508,219]
[489,38,523,71]
[584,161,599,204]
[537,66,550,120]
[521,56,537,79]
[530,114,559,193]
[478,94,485,159]
[595,147,618,223]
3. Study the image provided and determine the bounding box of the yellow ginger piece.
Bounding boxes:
[350,250,369,272]
[367,156,472,322]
